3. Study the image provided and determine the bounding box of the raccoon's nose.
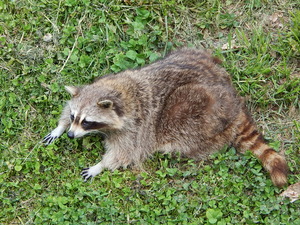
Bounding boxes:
[67,131,75,139]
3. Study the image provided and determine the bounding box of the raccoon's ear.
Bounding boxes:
[98,100,113,109]
[65,86,80,97]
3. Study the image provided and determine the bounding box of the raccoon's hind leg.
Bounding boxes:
[43,104,71,145]
[233,110,288,187]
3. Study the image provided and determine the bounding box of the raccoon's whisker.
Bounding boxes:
[98,131,108,139]
[88,130,108,139]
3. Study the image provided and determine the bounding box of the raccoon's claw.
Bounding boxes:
[42,126,65,145]
[81,168,93,182]
[42,133,58,145]
[81,164,103,182]
[43,133,60,145]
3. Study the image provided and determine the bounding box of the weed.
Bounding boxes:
[1,0,299,224]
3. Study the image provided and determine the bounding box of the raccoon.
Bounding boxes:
[43,48,288,187]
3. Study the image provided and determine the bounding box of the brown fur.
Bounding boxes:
[43,48,288,187]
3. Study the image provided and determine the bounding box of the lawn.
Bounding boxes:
[1,0,300,224]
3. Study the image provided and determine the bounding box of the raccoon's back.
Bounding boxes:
[128,49,236,113]
[139,48,230,86]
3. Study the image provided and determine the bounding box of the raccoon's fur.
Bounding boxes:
[43,48,288,187]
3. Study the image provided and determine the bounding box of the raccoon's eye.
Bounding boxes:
[81,120,107,130]
[70,114,75,121]
[82,119,91,127]
[82,120,91,125]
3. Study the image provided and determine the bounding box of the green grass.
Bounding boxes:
[1,0,300,224]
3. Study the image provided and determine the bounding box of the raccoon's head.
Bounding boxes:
[65,85,125,139]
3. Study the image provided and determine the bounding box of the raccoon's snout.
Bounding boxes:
[67,131,75,139]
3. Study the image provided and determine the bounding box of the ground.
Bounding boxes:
[0,0,300,224]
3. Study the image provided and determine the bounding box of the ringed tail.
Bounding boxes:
[234,111,288,188]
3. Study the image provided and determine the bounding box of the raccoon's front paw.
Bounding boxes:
[81,168,93,182]
[42,126,65,145]
[42,133,58,145]
[81,165,102,182]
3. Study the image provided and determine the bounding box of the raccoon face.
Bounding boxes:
[65,86,125,139]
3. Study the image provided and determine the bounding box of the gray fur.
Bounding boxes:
[43,48,288,186]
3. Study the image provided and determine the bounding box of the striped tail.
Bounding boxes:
[234,111,288,187]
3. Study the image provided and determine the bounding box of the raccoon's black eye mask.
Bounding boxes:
[82,119,108,130]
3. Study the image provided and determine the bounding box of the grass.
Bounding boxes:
[1,0,300,224]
